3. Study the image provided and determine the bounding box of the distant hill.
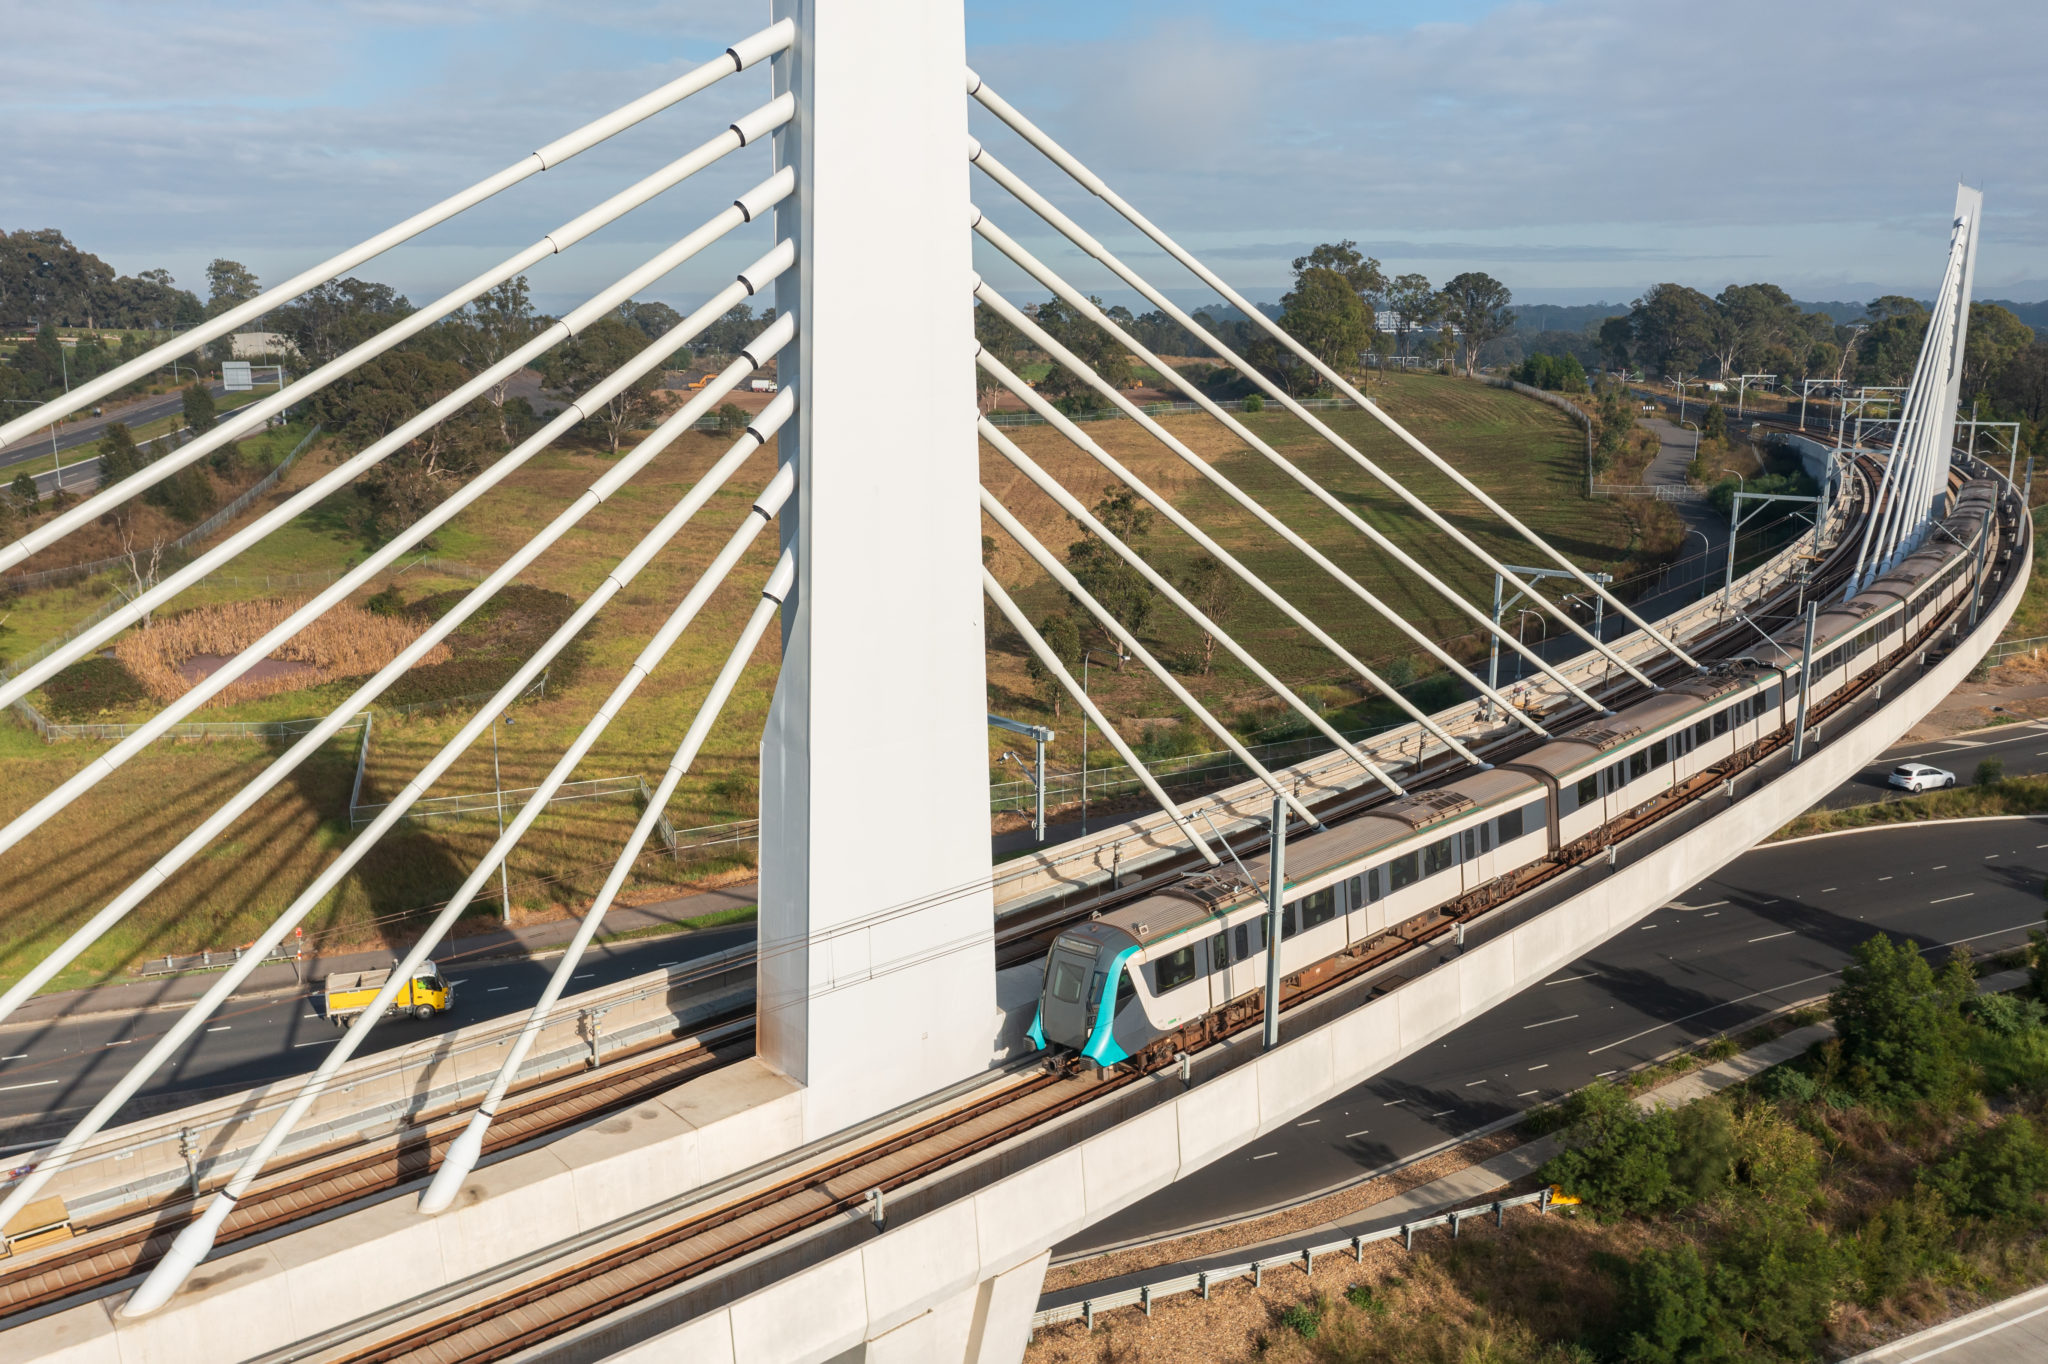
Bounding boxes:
[1511,302,1627,334]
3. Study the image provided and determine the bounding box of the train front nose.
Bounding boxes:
[1038,943,1098,1049]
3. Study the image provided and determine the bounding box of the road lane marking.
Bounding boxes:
[1382,1098,1406,1106]
[1985,854,1998,859]
[1428,1109,1454,1118]
[0,1080,57,1092]
[1345,1129,1371,1138]
[1465,1079,1488,1087]
[1889,1300,2048,1362]
[302,1014,319,1021]
[1673,901,1727,910]
[487,986,508,992]
[1705,911,1720,917]
[1749,931,1795,943]
[0,1054,25,1062]
[206,1026,230,1033]
[1545,972,1598,985]
[1932,864,1948,870]
[103,1040,131,1047]
[1597,1069,1619,1076]
[1821,887,1837,892]
[1880,876,1894,881]
[1528,1064,1549,1071]
[1524,1015,1579,1029]
[1252,1151,1278,1160]
[1640,923,1657,930]
[574,973,594,979]
[1297,1119,1320,1126]
[1931,893,1975,905]
[293,1038,336,1048]
[1517,1089,1542,1097]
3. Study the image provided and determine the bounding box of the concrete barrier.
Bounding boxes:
[6,945,753,1225]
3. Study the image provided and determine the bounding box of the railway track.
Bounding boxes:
[0,452,1903,1330]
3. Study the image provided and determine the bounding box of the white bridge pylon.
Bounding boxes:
[0,0,1740,1314]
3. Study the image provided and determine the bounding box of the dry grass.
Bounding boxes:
[113,597,450,705]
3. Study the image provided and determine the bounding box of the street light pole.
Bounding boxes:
[1680,418,1700,461]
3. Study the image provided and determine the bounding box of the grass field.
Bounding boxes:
[0,371,1671,990]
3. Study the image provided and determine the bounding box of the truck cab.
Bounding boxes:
[323,960,454,1027]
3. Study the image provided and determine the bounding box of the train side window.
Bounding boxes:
[1627,752,1648,782]
[1694,719,1711,745]
[1422,837,1455,876]
[1479,821,1493,853]
[1575,774,1597,807]
[1713,708,1729,737]
[1462,828,1477,861]
[1114,967,1136,1016]
[1153,945,1199,992]
[1209,930,1231,972]
[1650,738,1668,768]
[1498,804,1524,841]
[1345,873,1366,909]
[1387,850,1420,891]
[1234,923,1251,961]
[1524,796,1547,830]
[1300,887,1338,930]
[1281,901,1300,939]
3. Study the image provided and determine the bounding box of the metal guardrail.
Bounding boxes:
[1032,1187,1558,1331]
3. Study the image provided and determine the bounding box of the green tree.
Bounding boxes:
[1963,303,2034,402]
[1024,610,1081,715]
[1712,283,1800,379]
[9,471,38,513]
[1031,295,1132,413]
[450,276,544,444]
[1928,1114,2048,1225]
[182,381,216,435]
[545,316,659,453]
[1065,484,1155,634]
[1857,297,1932,386]
[1629,284,1717,377]
[1278,266,1374,378]
[1831,933,1975,1105]
[203,258,260,319]
[1436,272,1514,375]
[1710,1209,1844,1356]
[1597,314,1634,373]
[1610,1244,1735,1364]
[1384,273,1435,358]
[1702,401,1727,440]
[96,422,143,486]
[1178,555,1238,675]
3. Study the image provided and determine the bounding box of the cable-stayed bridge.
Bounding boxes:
[0,5,2025,1361]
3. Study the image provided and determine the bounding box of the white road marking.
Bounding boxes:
[1931,893,1975,905]
[1932,864,1948,870]
[487,986,509,992]
[449,978,468,985]
[1673,901,1728,910]
[1428,1109,1454,1118]
[0,1054,25,1062]
[1640,923,1658,930]
[1985,854,1998,859]
[1345,1129,1371,1138]
[1545,972,1598,985]
[1517,1089,1542,1097]
[293,1038,335,1048]
[1890,1299,2048,1362]
[1880,876,1894,881]
[1705,911,1720,917]
[659,962,678,967]
[303,1014,319,1021]
[1382,1098,1406,1106]
[1597,1069,1619,1076]
[1821,887,1837,892]
[1465,1079,1488,1087]
[103,1040,132,1047]
[1527,1064,1549,1071]
[574,973,594,979]
[1749,931,1795,943]
[1297,1119,1320,1127]
[1252,1151,1278,1160]
[206,1026,231,1033]
[0,1080,57,1092]
[1524,1014,1579,1030]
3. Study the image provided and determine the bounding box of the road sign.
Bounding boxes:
[222,361,253,392]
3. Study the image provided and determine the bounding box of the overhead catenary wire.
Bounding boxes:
[977,351,1488,768]
[0,93,795,577]
[417,551,795,1217]
[967,73,1698,673]
[0,19,793,453]
[0,228,795,866]
[121,456,798,1316]
[0,381,799,1246]
[967,150,1651,699]
[0,166,794,721]
[972,269,1553,739]
[0,299,797,1033]
[981,569,1219,865]
[979,477,1370,815]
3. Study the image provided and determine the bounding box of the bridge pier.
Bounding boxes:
[756,0,996,1142]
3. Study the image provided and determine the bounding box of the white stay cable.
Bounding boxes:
[973,265,1558,736]
[967,75,1695,673]
[979,477,1369,815]
[0,239,793,864]
[417,551,794,1217]
[0,19,792,451]
[981,569,1219,866]
[0,93,793,576]
[0,304,794,1033]
[0,391,796,1252]
[1851,246,1961,590]
[978,348,1490,765]
[122,465,796,1316]
[0,167,792,718]
[969,149,1655,693]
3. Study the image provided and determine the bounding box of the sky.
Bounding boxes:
[3,0,2045,318]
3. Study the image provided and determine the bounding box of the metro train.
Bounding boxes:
[1031,477,2012,1069]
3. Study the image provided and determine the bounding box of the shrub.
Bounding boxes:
[39,657,150,720]
[1830,933,1975,1106]
[1278,1300,1321,1338]
[1242,392,1265,413]
[364,585,407,617]
[1927,1114,2048,1225]
[1343,1282,1389,1316]
[1853,1191,1955,1305]
[1539,1083,1731,1216]
[1977,756,2006,786]
[1608,1244,1730,1364]
[384,585,588,707]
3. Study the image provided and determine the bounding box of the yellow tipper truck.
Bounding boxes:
[323,961,453,1027]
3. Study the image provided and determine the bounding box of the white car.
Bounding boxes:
[1888,762,1955,793]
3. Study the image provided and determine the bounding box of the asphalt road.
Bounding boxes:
[0,384,226,473]
[1818,717,2048,810]
[0,924,752,1128]
[1064,816,2048,1254]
